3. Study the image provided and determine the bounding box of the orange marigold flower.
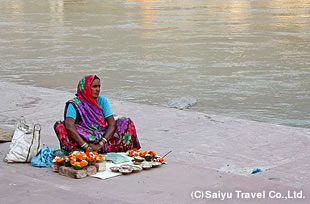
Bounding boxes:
[52,156,61,162]
[139,152,146,157]
[77,154,86,161]
[96,156,105,161]
[56,158,64,162]
[80,160,88,167]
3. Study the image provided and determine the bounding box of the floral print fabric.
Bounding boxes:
[54,116,141,152]
[107,117,140,152]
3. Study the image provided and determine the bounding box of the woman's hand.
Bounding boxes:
[89,143,102,152]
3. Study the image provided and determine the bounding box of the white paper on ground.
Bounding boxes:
[91,153,132,180]
[91,162,122,180]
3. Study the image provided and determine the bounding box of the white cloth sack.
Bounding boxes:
[4,117,41,163]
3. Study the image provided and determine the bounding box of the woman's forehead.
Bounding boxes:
[91,79,100,85]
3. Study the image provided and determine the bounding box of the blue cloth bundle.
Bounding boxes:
[31,145,55,167]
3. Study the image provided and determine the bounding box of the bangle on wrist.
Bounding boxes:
[81,143,90,151]
[102,137,107,143]
[81,142,87,149]
[99,137,107,147]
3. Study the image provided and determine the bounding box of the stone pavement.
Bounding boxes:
[0,81,309,204]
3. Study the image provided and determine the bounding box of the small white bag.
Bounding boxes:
[4,116,41,163]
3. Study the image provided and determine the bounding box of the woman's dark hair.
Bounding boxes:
[94,75,100,80]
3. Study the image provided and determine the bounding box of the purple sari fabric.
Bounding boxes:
[54,97,141,152]
[65,97,107,144]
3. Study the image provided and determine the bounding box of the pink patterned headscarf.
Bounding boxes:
[76,75,102,110]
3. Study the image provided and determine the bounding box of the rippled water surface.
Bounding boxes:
[0,0,309,128]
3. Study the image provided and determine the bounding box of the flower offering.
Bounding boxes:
[126,148,139,157]
[126,148,165,163]
[52,150,105,170]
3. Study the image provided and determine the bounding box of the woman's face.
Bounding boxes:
[90,79,100,99]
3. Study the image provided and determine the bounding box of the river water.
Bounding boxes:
[0,0,309,128]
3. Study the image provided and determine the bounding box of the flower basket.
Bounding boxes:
[152,155,165,163]
[126,148,139,157]
[96,155,105,162]
[71,160,88,170]
[72,165,86,170]
[145,155,153,161]
[61,160,71,167]
[52,151,101,171]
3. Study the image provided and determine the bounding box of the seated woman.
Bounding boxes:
[54,75,141,152]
